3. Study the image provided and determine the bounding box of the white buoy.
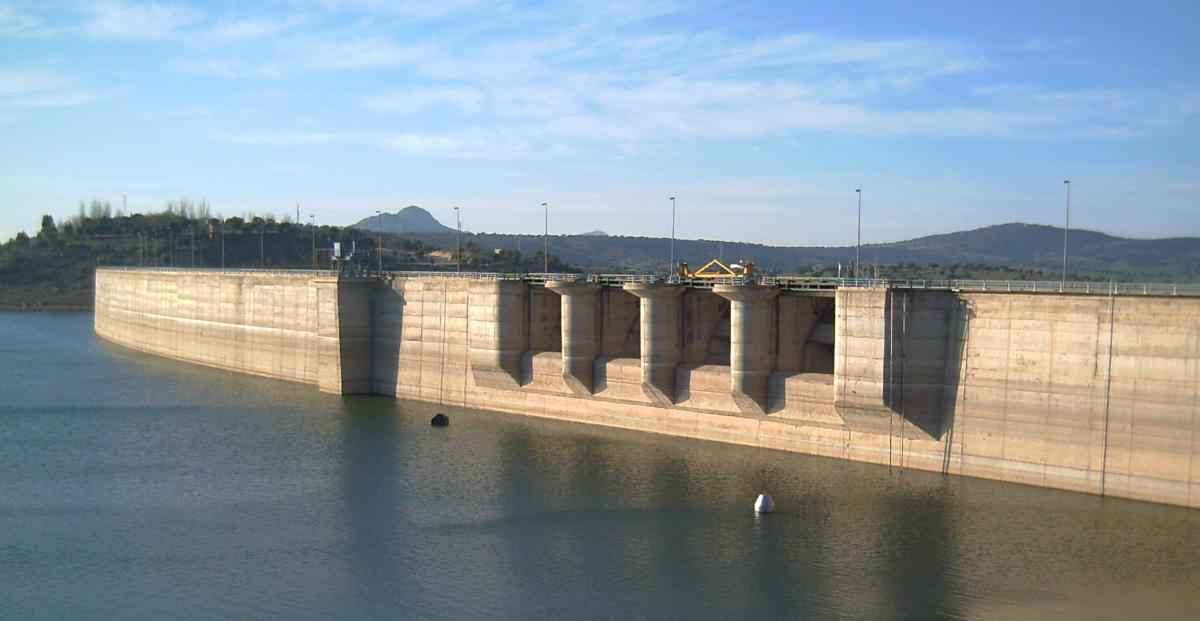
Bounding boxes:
[754,492,775,514]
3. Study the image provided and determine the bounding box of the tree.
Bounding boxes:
[39,215,57,240]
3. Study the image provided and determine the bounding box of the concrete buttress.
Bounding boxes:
[714,284,779,414]
[467,280,528,390]
[624,282,684,406]
[546,281,602,395]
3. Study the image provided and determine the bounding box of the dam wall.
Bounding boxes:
[94,268,375,393]
[94,268,1200,508]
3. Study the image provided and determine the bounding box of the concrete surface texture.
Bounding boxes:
[94,268,1200,508]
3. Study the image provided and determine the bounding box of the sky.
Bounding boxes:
[1,0,1198,246]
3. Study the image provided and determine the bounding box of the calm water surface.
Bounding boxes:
[2,312,1199,619]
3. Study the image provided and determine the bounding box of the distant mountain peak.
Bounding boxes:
[352,206,453,234]
[580,229,609,237]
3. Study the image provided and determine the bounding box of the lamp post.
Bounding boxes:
[375,210,383,273]
[309,214,316,270]
[542,202,549,273]
[855,189,862,281]
[1062,179,1071,288]
[453,207,461,273]
[669,196,676,278]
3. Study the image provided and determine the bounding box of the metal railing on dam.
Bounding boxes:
[385,271,1200,296]
[99,266,1200,296]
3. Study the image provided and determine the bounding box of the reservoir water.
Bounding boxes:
[2,312,1199,619]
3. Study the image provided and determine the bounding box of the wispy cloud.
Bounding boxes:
[205,15,305,41]
[81,0,203,39]
[176,34,428,78]
[303,0,491,20]
[0,67,115,120]
[216,131,351,145]
[1018,36,1080,52]
[19,1,1188,159]
[362,87,484,115]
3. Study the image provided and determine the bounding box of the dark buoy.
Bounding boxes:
[431,413,450,427]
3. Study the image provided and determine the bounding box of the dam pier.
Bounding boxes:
[94,267,1200,508]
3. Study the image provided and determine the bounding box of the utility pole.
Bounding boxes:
[454,207,461,273]
[669,196,676,278]
[542,202,549,273]
[855,189,862,280]
[1062,179,1071,288]
[309,214,316,270]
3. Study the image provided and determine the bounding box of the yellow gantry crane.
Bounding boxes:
[678,258,754,279]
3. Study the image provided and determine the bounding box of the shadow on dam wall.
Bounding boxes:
[879,290,974,442]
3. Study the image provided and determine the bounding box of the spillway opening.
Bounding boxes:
[527,284,561,353]
[683,289,731,366]
[779,294,835,375]
[600,287,640,359]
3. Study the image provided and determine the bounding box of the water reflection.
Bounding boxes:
[339,396,405,617]
[5,312,1200,620]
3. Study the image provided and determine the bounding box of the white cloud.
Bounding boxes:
[1018,37,1080,52]
[81,0,203,39]
[205,16,304,41]
[0,67,68,96]
[0,67,116,119]
[362,87,484,115]
[304,0,490,20]
[177,34,428,78]
[217,131,351,145]
[160,3,1196,159]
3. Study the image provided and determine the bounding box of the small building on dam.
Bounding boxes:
[93,267,1200,508]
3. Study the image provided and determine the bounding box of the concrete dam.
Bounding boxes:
[94,267,1200,508]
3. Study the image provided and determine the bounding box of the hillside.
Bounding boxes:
[392,222,1200,281]
[352,206,455,234]
[0,203,569,309]
[3,204,1198,310]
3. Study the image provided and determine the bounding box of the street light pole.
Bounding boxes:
[855,189,862,281]
[454,207,461,273]
[1062,179,1071,288]
[542,202,549,273]
[669,196,676,278]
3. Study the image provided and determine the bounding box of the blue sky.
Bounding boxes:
[1,0,1198,246]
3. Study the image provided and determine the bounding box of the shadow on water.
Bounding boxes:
[339,396,405,617]
[881,486,961,619]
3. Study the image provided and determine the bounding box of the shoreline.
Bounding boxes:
[0,304,91,312]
